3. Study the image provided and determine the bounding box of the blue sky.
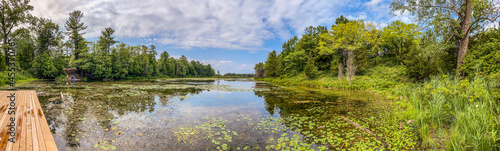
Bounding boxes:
[30,0,412,74]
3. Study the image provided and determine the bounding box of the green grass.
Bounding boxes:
[0,71,37,87]
[395,75,500,150]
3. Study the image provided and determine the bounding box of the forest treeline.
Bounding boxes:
[222,73,254,78]
[0,1,215,81]
[255,15,499,85]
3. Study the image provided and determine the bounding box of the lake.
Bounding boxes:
[23,79,397,150]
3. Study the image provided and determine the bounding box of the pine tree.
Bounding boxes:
[264,50,279,77]
[65,10,87,60]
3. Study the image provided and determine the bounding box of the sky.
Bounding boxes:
[29,0,413,74]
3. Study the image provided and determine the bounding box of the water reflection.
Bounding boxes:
[24,79,389,150]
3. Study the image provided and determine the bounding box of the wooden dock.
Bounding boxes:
[0,90,57,151]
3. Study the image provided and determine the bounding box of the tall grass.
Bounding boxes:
[395,75,500,150]
[0,71,37,86]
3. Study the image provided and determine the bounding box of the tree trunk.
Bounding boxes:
[456,0,473,77]
[346,49,356,86]
[338,60,343,86]
[74,39,79,60]
[3,34,8,66]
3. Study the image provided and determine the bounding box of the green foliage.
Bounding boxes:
[0,71,35,86]
[390,0,500,76]
[264,50,279,77]
[402,46,439,80]
[97,27,117,54]
[223,73,254,78]
[32,53,59,79]
[305,54,316,79]
[72,43,215,80]
[0,52,6,71]
[381,20,421,62]
[463,28,500,76]
[15,28,36,70]
[35,18,63,55]
[0,0,34,67]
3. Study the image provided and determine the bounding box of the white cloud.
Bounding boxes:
[365,0,384,6]
[29,0,351,50]
[219,61,232,63]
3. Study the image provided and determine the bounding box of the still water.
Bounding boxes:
[24,79,392,150]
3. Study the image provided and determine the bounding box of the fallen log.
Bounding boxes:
[347,112,368,123]
[341,116,373,135]
[292,100,334,104]
[48,97,59,102]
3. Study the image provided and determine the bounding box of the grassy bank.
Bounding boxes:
[0,71,38,87]
[257,67,500,150]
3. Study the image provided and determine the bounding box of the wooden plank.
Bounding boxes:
[32,91,57,151]
[30,92,44,151]
[9,91,21,151]
[0,92,13,150]
[4,91,23,151]
[4,91,25,151]
[26,91,34,151]
[0,91,12,145]
[9,91,26,151]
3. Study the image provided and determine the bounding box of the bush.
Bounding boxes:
[0,71,35,86]
[32,53,59,79]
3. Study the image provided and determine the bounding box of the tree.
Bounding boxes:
[282,50,307,75]
[65,10,87,60]
[148,44,158,76]
[0,0,33,66]
[254,62,265,78]
[319,20,382,85]
[32,53,58,79]
[317,16,353,84]
[264,50,279,77]
[14,28,34,70]
[207,64,215,77]
[35,18,63,55]
[335,15,350,25]
[391,0,500,77]
[381,20,421,62]
[463,27,500,76]
[98,27,117,54]
[305,53,316,79]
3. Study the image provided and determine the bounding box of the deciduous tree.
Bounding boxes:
[0,0,33,66]
[391,0,500,77]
